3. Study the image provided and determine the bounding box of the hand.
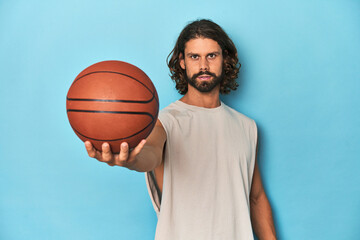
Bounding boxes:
[84,140,147,169]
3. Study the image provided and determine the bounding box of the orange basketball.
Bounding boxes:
[66,60,159,153]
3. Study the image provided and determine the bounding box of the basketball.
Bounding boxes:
[66,60,159,153]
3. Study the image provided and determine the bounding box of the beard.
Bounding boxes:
[186,70,224,93]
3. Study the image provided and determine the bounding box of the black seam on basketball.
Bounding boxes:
[66,94,155,104]
[154,92,159,105]
[67,109,154,119]
[73,71,155,96]
[68,113,157,142]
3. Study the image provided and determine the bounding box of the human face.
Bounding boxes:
[180,38,224,93]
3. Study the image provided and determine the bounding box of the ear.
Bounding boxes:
[179,53,185,70]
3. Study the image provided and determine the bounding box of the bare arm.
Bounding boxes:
[85,119,166,172]
[250,158,277,240]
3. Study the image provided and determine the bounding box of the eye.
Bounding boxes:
[208,53,216,59]
[190,55,199,60]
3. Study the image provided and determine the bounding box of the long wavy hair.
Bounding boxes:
[167,19,241,95]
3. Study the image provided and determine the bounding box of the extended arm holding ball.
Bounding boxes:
[85,120,166,172]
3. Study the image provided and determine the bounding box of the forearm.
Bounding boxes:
[250,193,277,240]
[126,120,166,172]
[129,145,162,172]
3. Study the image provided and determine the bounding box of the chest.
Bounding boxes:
[168,113,253,168]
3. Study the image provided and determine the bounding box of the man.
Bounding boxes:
[85,19,277,239]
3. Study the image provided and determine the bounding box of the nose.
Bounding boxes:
[199,57,209,71]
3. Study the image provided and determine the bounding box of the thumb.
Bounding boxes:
[130,139,147,158]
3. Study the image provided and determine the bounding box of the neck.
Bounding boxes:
[180,84,221,108]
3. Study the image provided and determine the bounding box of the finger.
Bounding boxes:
[130,139,147,157]
[85,141,101,159]
[101,142,114,162]
[118,142,129,163]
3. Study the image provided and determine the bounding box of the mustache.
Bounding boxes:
[192,71,216,79]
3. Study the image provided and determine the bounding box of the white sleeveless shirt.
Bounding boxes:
[146,100,257,240]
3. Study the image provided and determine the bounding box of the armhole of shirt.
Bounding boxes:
[253,120,258,148]
[145,171,161,215]
[250,119,258,187]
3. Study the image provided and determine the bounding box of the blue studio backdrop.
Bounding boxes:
[0,0,359,239]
